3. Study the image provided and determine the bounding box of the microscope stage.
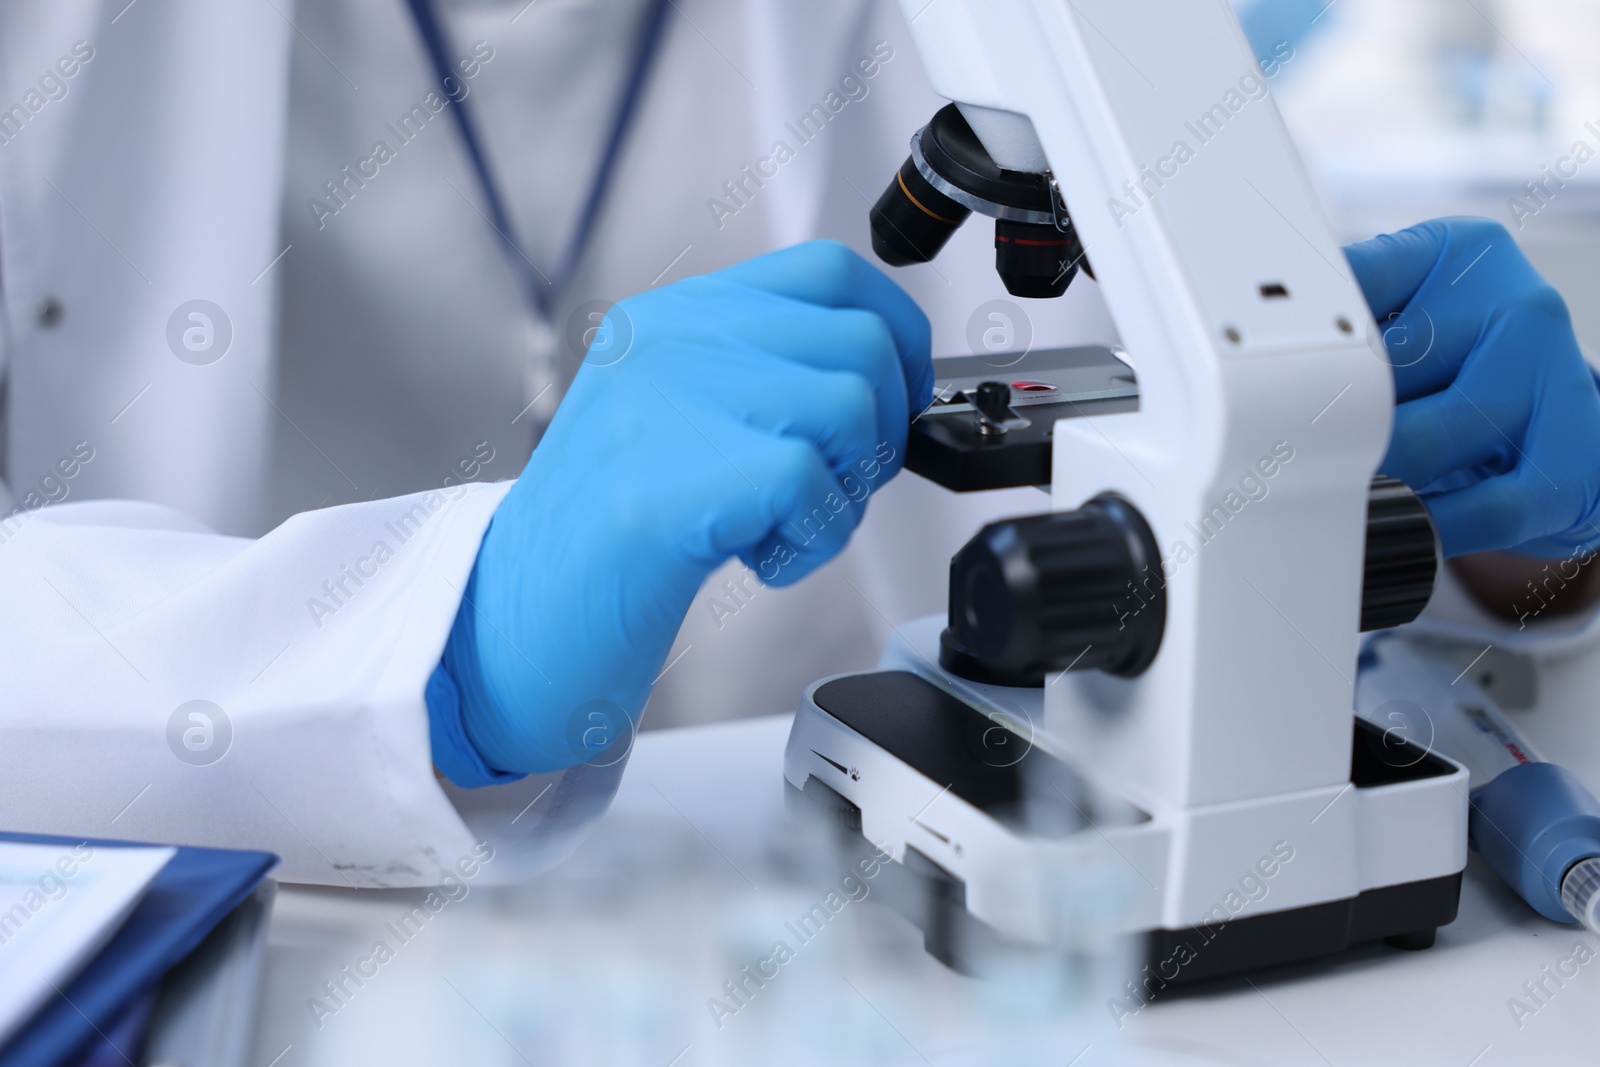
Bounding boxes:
[910,345,1137,491]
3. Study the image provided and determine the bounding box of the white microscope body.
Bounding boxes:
[784,0,1467,983]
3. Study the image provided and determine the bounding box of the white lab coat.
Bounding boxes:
[0,0,1120,885]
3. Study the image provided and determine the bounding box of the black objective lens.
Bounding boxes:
[870,156,971,266]
[871,105,1094,299]
[995,218,1084,299]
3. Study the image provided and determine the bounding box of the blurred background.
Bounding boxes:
[1244,0,1600,347]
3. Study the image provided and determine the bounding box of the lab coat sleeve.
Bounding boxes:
[0,482,623,887]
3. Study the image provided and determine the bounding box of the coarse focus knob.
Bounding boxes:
[1362,475,1439,631]
[940,495,1165,687]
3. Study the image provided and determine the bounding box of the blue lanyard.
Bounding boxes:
[403,0,671,322]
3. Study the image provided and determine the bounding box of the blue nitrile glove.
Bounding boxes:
[1344,217,1600,559]
[427,241,933,783]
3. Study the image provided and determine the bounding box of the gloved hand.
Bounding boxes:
[428,241,932,783]
[1344,217,1600,558]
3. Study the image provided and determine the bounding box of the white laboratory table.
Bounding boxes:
[250,645,1600,1067]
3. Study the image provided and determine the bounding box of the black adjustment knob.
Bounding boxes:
[1362,475,1438,631]
[940,494,1165,687]
[973,381,1010,420]
[972,380,1013,436]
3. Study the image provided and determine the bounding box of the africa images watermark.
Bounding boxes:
[1106,40,1296,228]
[0,441,97,547]
[1107,839,1297,1028]
[306,40,496,230]
[1506,935,1598,1030]
[306,441,496,629]
[306,841,496,1030]
[701,440,897,632]
[1506,122,1600,231]
[706,40,895,231]
[0,843,97,945]
[0,40,95,147]
[166,699,233,767]
[1158,441,1295,578]
[704,840,893,1030]
[1507,536,1600,629]
[1107,442,1297,636]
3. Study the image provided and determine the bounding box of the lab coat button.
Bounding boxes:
[36,297,63,329]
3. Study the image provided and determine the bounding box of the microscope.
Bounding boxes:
[784,0,1467,984]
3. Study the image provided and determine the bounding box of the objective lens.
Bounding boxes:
[871,105,1094,299]
[994,218,1084,299]
[870,155,971,267]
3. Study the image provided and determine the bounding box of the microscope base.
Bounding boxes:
[787,771,1460,983]
[1137,870,1461,984]
[782,624,1469,986]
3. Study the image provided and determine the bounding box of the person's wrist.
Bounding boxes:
[1449,548,1600,624]
[427,562,526,787]
[424,659,524,788]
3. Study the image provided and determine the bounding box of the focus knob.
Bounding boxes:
[941,494,1165,687]
[1362,475,1438,631]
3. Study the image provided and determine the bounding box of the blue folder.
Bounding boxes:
[0,832,276,1067]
